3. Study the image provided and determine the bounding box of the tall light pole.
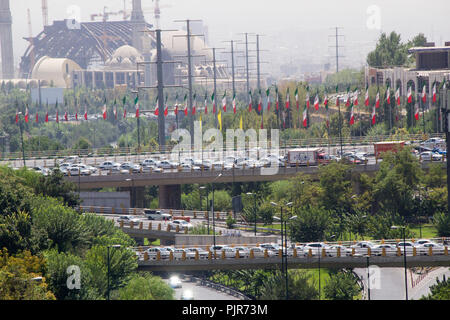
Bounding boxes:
[271,201,293,300]
[392,225,408,300]
[107,244,121,300]
[246,192,257,236]
[365,254,371,300]
[212,173,222,248]
[126,178,135,208]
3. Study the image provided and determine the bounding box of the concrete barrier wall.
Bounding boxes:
[80,192,130,211]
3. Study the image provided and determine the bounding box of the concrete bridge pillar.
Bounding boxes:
[159,185,182,209]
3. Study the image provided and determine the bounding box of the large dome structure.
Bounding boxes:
[105,45,144,70]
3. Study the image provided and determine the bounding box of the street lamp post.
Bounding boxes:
[365,254,371,300]
[212,174,222,248]
[247,192,257,236]
[107,244,121,300]
[271,201,293,300]
[125,178,135,208]
[392,225,408,300]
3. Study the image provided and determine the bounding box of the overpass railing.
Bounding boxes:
[0,133,442,163]
[80,206,243,222]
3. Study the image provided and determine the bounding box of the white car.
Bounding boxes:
[185,247,209,259]
[59,156,80,165]
[169,275,182,288]
[415,239,433,246]
[99,161,121,170]
[420,151,443,161]
[31,167,50,176]
[303,243,331,256]
[172,248,196,260]
[141,159,158,167]
[371,244,397,256]
[144,209,171,221]
[396,241,416,254]
[120,162,141,173]
[325,245,353,257]
[71,163,96,175]
[117,215,141,224]
[169,220,193,231]
[146,247,171,260]
[142,165,163,173]
[157,160,176,169]
[248,247,276,258]
[67,166,91,176]
[416,242,446,255]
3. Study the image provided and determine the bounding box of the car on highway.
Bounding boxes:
[120,162,142,173]
[371,244,397,256]
[420,151,443,161]
[31,166,51,176]
[169,275,182,288]
[117,215,141,224]
[350,241,376,255]
[142,165,163,173]
[99,161,121,170]
[168,248,196,260]
[157,160,177,169]
[414,239,433,246]
[146,247,171,260]
[179,163,201,172]
[181,289,194,300]
[248,247,277,258]
[144,209,171,221]
[169,219,193,231]
[233,247,251,258]
[217,247,247,258]
[302,242,331,256]
[416,242,446,255]
[396,241,416,254]
[67,166,91,176]
[209,245,229,252]
[71,163,97,175]
[185,247,209,259]
[141,158,158,167]
[59,156,80,165]
[325,245,353,257]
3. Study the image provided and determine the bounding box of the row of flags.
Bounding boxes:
[15,81,447,128]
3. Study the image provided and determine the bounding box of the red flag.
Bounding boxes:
[56,110,59,123]
[64,111,68,121]
[84,108,88,120]
[35,112,39,123]
[25,107,29,123]
[421,85,427,103]
[45,111,49,123]
[15,110,19,123]
[407,86,413,104]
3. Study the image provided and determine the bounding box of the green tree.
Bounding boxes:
[318,162,353,212]
[323,270,362,300]
[0,211,34,254]
[433,212,450,237]
[421,276,450,300]
[367,32,408,67]
[259,270,318,300]
[0,249,55,300]
[289,206,334,242]
[112,273,174,300]
[84,244,137,298]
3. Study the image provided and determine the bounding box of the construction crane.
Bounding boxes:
[121,0,171,26]
[27,8,36,74]
[41,0,48,27]
[90,7,122,61]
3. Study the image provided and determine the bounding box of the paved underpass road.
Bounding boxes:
[162,276,241,301]
[354,267,450,300]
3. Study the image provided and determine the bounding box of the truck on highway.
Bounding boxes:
[374,141,405,158]
[287,148,321,166]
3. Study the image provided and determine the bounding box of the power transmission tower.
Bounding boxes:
[173,19,205,146]
[134,28,182,152]
[328,27,345,73]
[203,47,226,127]
[222,40,245,97]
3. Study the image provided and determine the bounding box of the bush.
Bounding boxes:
[433,212,450,237]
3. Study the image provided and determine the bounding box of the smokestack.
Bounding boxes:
[0,0,14,79]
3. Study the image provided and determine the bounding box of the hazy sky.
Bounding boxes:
[9,0,450,74]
